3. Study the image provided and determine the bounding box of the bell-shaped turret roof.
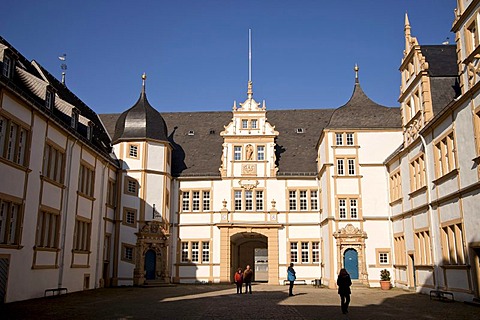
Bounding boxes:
[112,74,168,144]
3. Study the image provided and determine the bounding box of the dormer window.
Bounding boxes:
[71,109,79,129]
[45,89,55,110]
[2,55,12,78]
[251,119,257,129]
[242,119,248,129]
[209,129,215,135]
[188,130,195,136]
[296,128,304,134]
[86,122,93,141]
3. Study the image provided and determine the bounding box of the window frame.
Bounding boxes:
[0,196,23,246]
[0,113,30,167]
[337,197,360,220]
[375,248,392,267]
[122,207,137,228]
[289,240,321,265]
[121,243,135,264]
[127,143,140,159]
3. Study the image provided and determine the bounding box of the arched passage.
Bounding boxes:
[231,232,268,282]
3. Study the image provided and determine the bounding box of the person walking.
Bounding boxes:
[287,263,296,296]
[337,268,352,314]
[234,268,243,294]
[243,265,253,294]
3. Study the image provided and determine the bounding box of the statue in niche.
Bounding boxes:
[246,144,254,160]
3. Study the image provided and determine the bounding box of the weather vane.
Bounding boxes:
[59,53,67,85]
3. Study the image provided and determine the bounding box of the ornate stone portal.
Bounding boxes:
[333,224,369,285]
[133,220,170,285]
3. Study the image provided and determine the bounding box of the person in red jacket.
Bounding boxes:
[234,268,243,294]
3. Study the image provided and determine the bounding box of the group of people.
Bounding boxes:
[234,263,353,315]
[234,264,253,294]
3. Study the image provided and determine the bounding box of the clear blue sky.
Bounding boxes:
[2,1,456,114]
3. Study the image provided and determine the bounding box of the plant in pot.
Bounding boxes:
[380,269,391,290]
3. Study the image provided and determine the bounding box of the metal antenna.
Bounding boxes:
[59,54,67,85]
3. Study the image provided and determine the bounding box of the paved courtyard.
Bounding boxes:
[1,283,479,320]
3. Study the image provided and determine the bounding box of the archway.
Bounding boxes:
[230,232,268,282]
[145,250,156,280]
[343,249,359,279]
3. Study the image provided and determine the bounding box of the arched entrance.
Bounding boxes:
[344,249,359,279]
[145,250,156,280]
[230,232,268,282]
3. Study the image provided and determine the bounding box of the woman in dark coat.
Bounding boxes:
[337,268,352,314]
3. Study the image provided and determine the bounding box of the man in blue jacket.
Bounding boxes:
[287,263,296,296]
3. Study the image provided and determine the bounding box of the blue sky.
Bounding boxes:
[2,1,456,114]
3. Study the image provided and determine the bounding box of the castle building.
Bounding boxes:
[0,0,479,304]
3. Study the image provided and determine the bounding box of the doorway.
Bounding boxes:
[473,247,480,299]
[344,249,359,279]
[145,250,156,280]
[0,256,8,303]
[230,232,267,282]
[408,254,416,289]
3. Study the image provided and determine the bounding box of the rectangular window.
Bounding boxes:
[71,109,79,129]
[346,133,354,146]
[310,191,318,210]
[45,90,54,110]
[290,242,298,263]
[467,20,479,55]
[350,199,357,219]
[410,154,425,192]
[257,146,265,161]
[2,55,12,78]
[181,242,189,262]
[245,190,253,211]
[203,191,210,211]
[107,180,116,207]
[191,242,199,262]
[336,133,343,145]
[394,235,406,265]
[73,219,91,252]
[0,199,21,245]
[122,244,134,262]
[251,119,257,129]
[0,115,29,166]
[35,210,60,248]
[242,119,248,129]
[348,159,355,175]
[312,241,320,263]
[337,159,344,175]
[414,230,431,265]
[256,191,263,211]
[202,242,210,263]
[441,223,465,265]
[234,190,242,210]
[123,208,136,227]
[289,190,297,211]
[301,242,309,263]
[129,144,139,158]
[299,190,307,210]
[192,191,200,211]
[234,146,242,161]
[127,179,137,195]
[435,132,456,178]
[43,144,65,184]
[379,253,388,264]
[182,192,190,211]
[389,170,402,202]
[339,199,346,219]
[79,164,95,197]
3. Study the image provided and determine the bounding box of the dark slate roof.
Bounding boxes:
[420,45,458,77]
[112,85,168,144]
[430,77,460,115]
[0,36,114,163]
[325,82,401,129]
[100,109,336,177]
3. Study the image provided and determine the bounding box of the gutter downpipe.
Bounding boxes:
[95,162,108,288]
[58,138,77,289]
[385,164,395,283]
[419,134,439,291]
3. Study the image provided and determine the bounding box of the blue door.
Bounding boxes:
[344,249,359,279]
[145,250,156,280]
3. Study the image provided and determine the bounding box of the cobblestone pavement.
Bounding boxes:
[1,284,480,320]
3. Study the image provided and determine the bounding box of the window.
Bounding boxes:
[410,154,426,192]
[414,230,432,265]
[434,132,456,178]
[335,157,356,175]
[79,164,95,197]
[125,177,137,195]
[347,159,356,175]
[290,241,320,264]
[375,249,391,267]
[107,180,116,207]
[122,208,137,227]
[202,242,210,263]
[299,191,307,210]
[290,242,298,263]
[73,218,91,252]
[2,55,12,78]
[86,122,93,141]
[235,190,242,210]
[346,133,354,146]
[301,242,309,263]
[312,241,320,263]
[257,146,265,161]
[191,242,199,262]
[242,119,248,129]
[0,198,22,245]
[234,146,242,161]
[310,191,318,210]
[0,114,29,166]
[71,109,79,129]
[245,190,253,210]
[337,159,344,175]
[338,197,359,219]
[122,244,135,263]
[289,191,297,211]
[42,143,65,184]
[389,170,402,202]
[181,242,189,262]
[336,133,343,145]
[466,19,479,55]
[256,191,263,211]
[35,210,60,249]
[181,190,211,212]
[128,144,139,158]
[441,223,465,265]
[251,119,257,129]
[45,89,55,110]
[394,235,406,265]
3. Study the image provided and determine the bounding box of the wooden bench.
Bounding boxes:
[44,287,68,297]
[429,290,454,301]
[283,279,307,285]
[311,279,322,287]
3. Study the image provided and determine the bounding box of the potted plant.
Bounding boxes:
[380,269,391,290]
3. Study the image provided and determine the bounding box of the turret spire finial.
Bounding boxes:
[141,72,146,94]
[354,64,359,83]
[247,29,253,99]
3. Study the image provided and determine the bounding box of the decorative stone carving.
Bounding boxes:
[241,164,257,176]
[238,179,259,190]
[467,55,480,88]
[333,223,367,239]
